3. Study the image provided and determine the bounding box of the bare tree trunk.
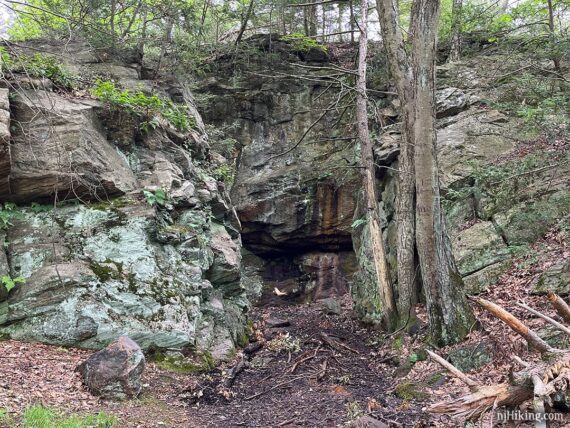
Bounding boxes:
[376,0,417,328]
[154,16,173,79]
[448,0,462,62]
[546,0,561,72]
[348,0,354,43]
[338,1,344,42]
[322,4,327,40]
[309,5,318,36]
[357,0,397,330]
[410,0,474,345]
[136,5,148,62]
[236,0,255,44]
[110,0,117,44]
[377,0,474,342]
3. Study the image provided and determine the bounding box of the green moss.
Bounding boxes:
[88,197,131,211]
[149,350,215,375]
[394,382,427,401]
[89,259,123,282]
[392,336,403,351]
[89,261,116,282]
[236,331,249,348]
[427,372,446,387]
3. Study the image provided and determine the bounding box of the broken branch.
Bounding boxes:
[469,296,553,353]
[516,301,570,336]
[547,290,570,326]
[426,350,480,388]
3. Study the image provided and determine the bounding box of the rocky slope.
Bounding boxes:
[0,37,567,357]
[0,41,250,359]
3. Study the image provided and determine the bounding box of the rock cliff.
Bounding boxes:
[0,41,249,359]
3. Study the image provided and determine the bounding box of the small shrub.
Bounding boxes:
[0,202,18,229]
[212,164,235,185]
[2,275,25,292]
[282,33,327,53]
[143,189,168,207]
[91,80,195,133]
[0,50,76,89]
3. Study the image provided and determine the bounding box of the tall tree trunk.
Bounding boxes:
[448,0,462,62]
[236,0,255,44]
[338,2,344,42]
[136,5,148,62]
[349,0,355,43]
[376,0,417,327]
[409,0,474,346]
[546,0,561,72]
[154,16,173,79]
[376,0,474,342]
[357,0,398,330]
[309,5,317,36]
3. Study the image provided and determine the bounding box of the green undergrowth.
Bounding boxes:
[1,405,118,428]
[148,349,215,374]
[90,80,195,133]
[281,33,327,53]
[0,49,76,90]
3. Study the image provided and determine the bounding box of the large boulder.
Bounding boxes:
[77,336,145,400]
[451,221,510,277]
[4,90,137,202]
[435,87,471,118]
[532,262,570,295]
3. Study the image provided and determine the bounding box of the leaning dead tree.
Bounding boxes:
[428,293,570,425]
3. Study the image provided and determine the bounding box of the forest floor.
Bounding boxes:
[1,222,569,428]
[1,196,569,427]
[0,298,433,427]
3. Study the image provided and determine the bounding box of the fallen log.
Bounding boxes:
[469,296,553,353]
[426,350,479,389]
[429,353,570,420]
[548,290,570,326]
[430,296,570,423]
[516,301,570,336]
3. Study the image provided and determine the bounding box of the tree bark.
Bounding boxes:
[548,290,570,325]
[376,0,417,327]
[377,0,475,342]
[357,0,397,330]
[348,0,354,43]
[236,0,255,44]
[546,0,561,72]
[448,0,462,62]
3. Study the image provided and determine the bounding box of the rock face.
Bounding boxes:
[4,90,137,202]
[0,41,250,359]
[77,336,145,399]
[199,43,569,324]
[196,37,362,303]
[532,262,570,295]
[0,88,10,197]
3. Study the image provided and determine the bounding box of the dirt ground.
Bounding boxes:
[0,298,436,427]
[0,226,569,427]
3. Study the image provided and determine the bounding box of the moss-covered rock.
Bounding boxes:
[448,341,493,372]
[531,261,570,295]
[394,382,427,401]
